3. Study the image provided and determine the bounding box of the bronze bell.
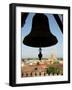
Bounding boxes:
[23,13,58,60]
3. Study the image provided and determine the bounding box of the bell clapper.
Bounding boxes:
[38,47,42,60]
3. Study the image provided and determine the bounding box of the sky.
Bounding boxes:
[21,13,63,58]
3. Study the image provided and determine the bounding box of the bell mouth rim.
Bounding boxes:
[23,39,58,48]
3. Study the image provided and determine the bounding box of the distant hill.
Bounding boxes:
[22,57,63,61]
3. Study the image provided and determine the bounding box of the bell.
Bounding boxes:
[23,13,58,60]
[23,13,58,47]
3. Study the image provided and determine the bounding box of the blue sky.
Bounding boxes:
[21,13,63,58]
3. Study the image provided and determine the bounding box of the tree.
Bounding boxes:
[46,65,63,75]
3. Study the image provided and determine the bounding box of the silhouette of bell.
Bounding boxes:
[23,13,58,47]
[23,13,58,60]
